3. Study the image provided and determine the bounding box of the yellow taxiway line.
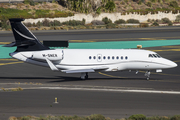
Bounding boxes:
[0,61,23,66]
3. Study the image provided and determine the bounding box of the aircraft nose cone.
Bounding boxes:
[171,61,178,68]
[161,58,178,68]
[166,59,178,68]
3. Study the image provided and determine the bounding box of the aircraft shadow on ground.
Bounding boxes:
[0,76,160,82]
[47,76,152,83]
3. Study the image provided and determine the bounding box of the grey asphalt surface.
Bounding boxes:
[1,26,180,42]
[0,28,180,119]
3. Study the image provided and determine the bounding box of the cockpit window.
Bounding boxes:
[156,54,161,58]
[152,54,157,58]
[149,54,153,57]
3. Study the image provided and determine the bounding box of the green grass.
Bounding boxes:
[0,7,74,20]
[126,7,180,15]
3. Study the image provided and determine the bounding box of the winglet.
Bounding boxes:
[45,58,59,71]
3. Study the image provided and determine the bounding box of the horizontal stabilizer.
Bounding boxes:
[45,58,59,71]
[3,41,35,47]
[61,69,95,73]
[3,42,17,47]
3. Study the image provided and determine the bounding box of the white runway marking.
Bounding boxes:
[28,87,180,94]
[1,83,180,94]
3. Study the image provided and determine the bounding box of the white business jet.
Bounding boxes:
[5,18,177,80]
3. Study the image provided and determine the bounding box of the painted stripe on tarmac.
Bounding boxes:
[25,87,180,94]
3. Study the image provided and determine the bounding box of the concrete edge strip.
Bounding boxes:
[22,87,180,94]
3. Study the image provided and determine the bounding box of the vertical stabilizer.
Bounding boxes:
[8,18,49,52]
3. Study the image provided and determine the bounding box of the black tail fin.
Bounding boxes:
[5,18,49,52]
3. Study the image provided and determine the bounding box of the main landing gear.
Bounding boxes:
[80,72,88,80]
[145,70,151,80]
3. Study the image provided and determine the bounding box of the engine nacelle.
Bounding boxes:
[32,50,63,61]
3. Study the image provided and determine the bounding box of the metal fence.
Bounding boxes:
[0,0,55,3]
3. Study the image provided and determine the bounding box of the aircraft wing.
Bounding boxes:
[61,66,108,73]
[45,57,108,73]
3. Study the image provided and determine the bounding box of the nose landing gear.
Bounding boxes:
[145,71,150,80]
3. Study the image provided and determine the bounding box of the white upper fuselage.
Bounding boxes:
[10,49,177,72]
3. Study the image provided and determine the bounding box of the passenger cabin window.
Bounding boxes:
[89,55,131,60]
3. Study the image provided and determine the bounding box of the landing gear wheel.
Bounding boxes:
[80,72,88,80]
[85,73,88,79]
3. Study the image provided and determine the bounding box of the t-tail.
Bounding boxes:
[4,18,49,52]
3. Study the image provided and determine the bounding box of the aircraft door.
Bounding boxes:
[97,54,102,62]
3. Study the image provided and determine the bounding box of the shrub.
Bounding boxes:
[169,1,178,8]
[24,22,32,27]
[151,0,156,3]
[53,20,61,26]
[115,19,126,24]
[87,114,105,120]
[106,23,116,29]
[69,20,83,26]
[138,1,142,5]
[105,1,116,12]
[91,20,105,25]
[147,19,152,23]
[62,20,83,26]
[42,19,51,27]
[127,19,140,23]
[155,19,161,23]
[147,116,169,120]
[152,22,159,26]
[36,21,43,27]
[158,0,162,3]
[82,18,86,25]
[175,15,180,22]
[23,0,35,6]
[146,2,152,7]
[171,115,180,120]
[168,21,173,26]
[62,21,69,25]
[1,19,11,30]
[96,7,101,15]
[102,17,112,24]
[42,19,62,27]
[52,0,56,3]
[129,114,146,120]
[140,23,149,27]
[161,17,171,24]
